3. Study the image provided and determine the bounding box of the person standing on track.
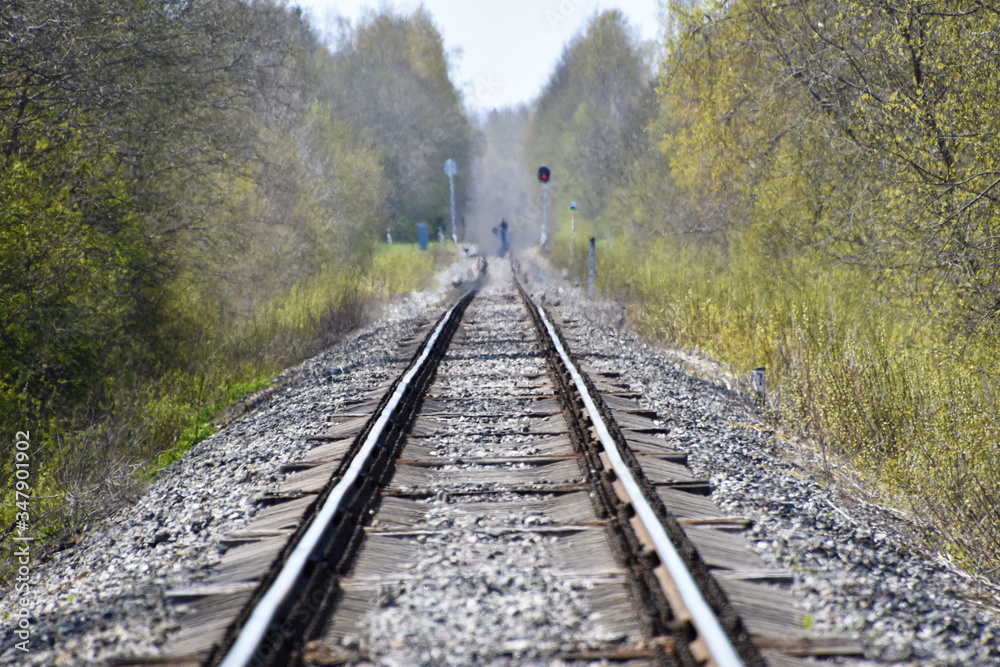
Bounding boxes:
[493,219,510,257]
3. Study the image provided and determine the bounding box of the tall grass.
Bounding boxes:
[0,243,450,582]
[602,235,1000,578]
[369,242,452,297]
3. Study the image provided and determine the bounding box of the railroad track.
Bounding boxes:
[139,261,861,667]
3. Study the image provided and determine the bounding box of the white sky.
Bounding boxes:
[291,0,663,113]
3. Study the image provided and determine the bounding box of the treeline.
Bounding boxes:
[1,0,471,561]
[525,4,1000,577]
[522,11,658,248]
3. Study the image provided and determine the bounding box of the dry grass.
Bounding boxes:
[599,235,1000,580]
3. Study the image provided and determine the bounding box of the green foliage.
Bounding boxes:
[523,11,655,232]
[370,242,453,296]
[0,2,472,581]
[606,234,1000,573]
[324,8,476,241]
[146,376,272,476]
[661,0,1000,324]
[527,0,1000,577]
[0,142,146,411]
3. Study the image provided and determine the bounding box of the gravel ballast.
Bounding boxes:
[520,253,1000,666]
[2,254,999,665]
[0,280,455,665]
[329,285,640,666]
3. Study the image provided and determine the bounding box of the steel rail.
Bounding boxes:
[218,300,463,667]
[527,294,746,667]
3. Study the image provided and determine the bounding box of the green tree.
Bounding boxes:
[523,10,656,241]
[322,8,476,241]
[661,0,1000,324]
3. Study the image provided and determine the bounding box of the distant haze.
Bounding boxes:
[292,0,662,112]
[465,108,535,254]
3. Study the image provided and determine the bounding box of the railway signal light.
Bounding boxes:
[538,166,550,247]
